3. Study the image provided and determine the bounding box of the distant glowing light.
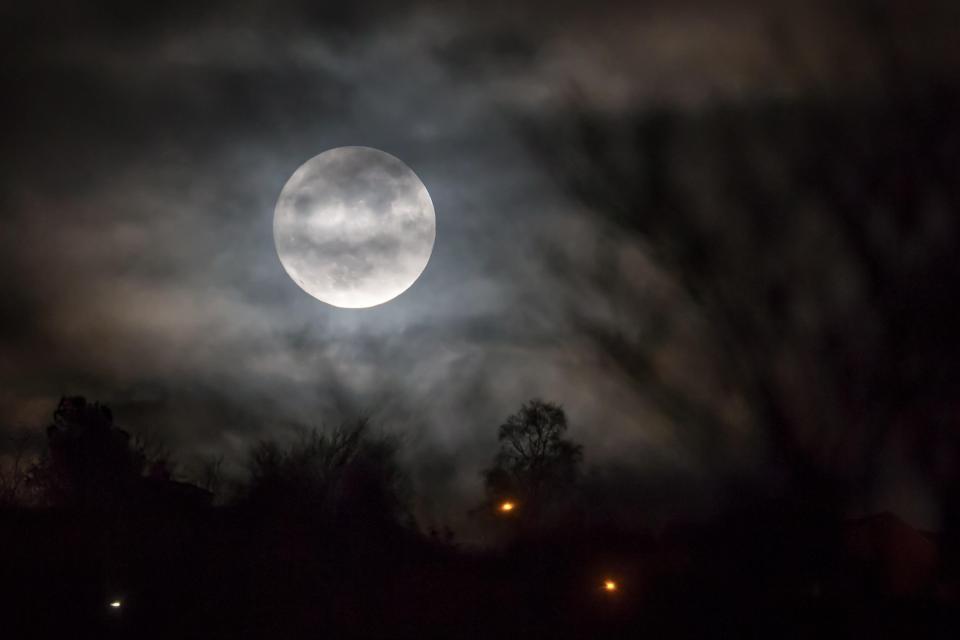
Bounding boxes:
[499,501,516,513]
[109,600,122,609]
[603,579,618,592]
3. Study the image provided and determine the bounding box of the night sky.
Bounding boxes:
[2,1,958,532]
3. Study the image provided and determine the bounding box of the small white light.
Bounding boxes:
[110,600,122,609]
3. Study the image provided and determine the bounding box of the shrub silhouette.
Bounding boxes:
[243,418,412,530]
[0,432,33,506]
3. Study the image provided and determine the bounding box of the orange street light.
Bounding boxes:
[602,579,618,593]
[498,500,516,513]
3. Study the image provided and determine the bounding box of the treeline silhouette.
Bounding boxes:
[0,395,956,638]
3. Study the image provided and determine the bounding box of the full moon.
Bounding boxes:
[273,146,436,308]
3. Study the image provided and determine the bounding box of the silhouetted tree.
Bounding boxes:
[28,396,148,509]
[244,418,412,528]
[483,399,583,512]
[0,432,34,506]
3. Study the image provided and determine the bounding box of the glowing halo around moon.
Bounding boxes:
[273,146,436,308]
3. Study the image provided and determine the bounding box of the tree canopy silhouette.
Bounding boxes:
[29,396,148,509]
[483,399,583,512]
[244,418,412,530]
